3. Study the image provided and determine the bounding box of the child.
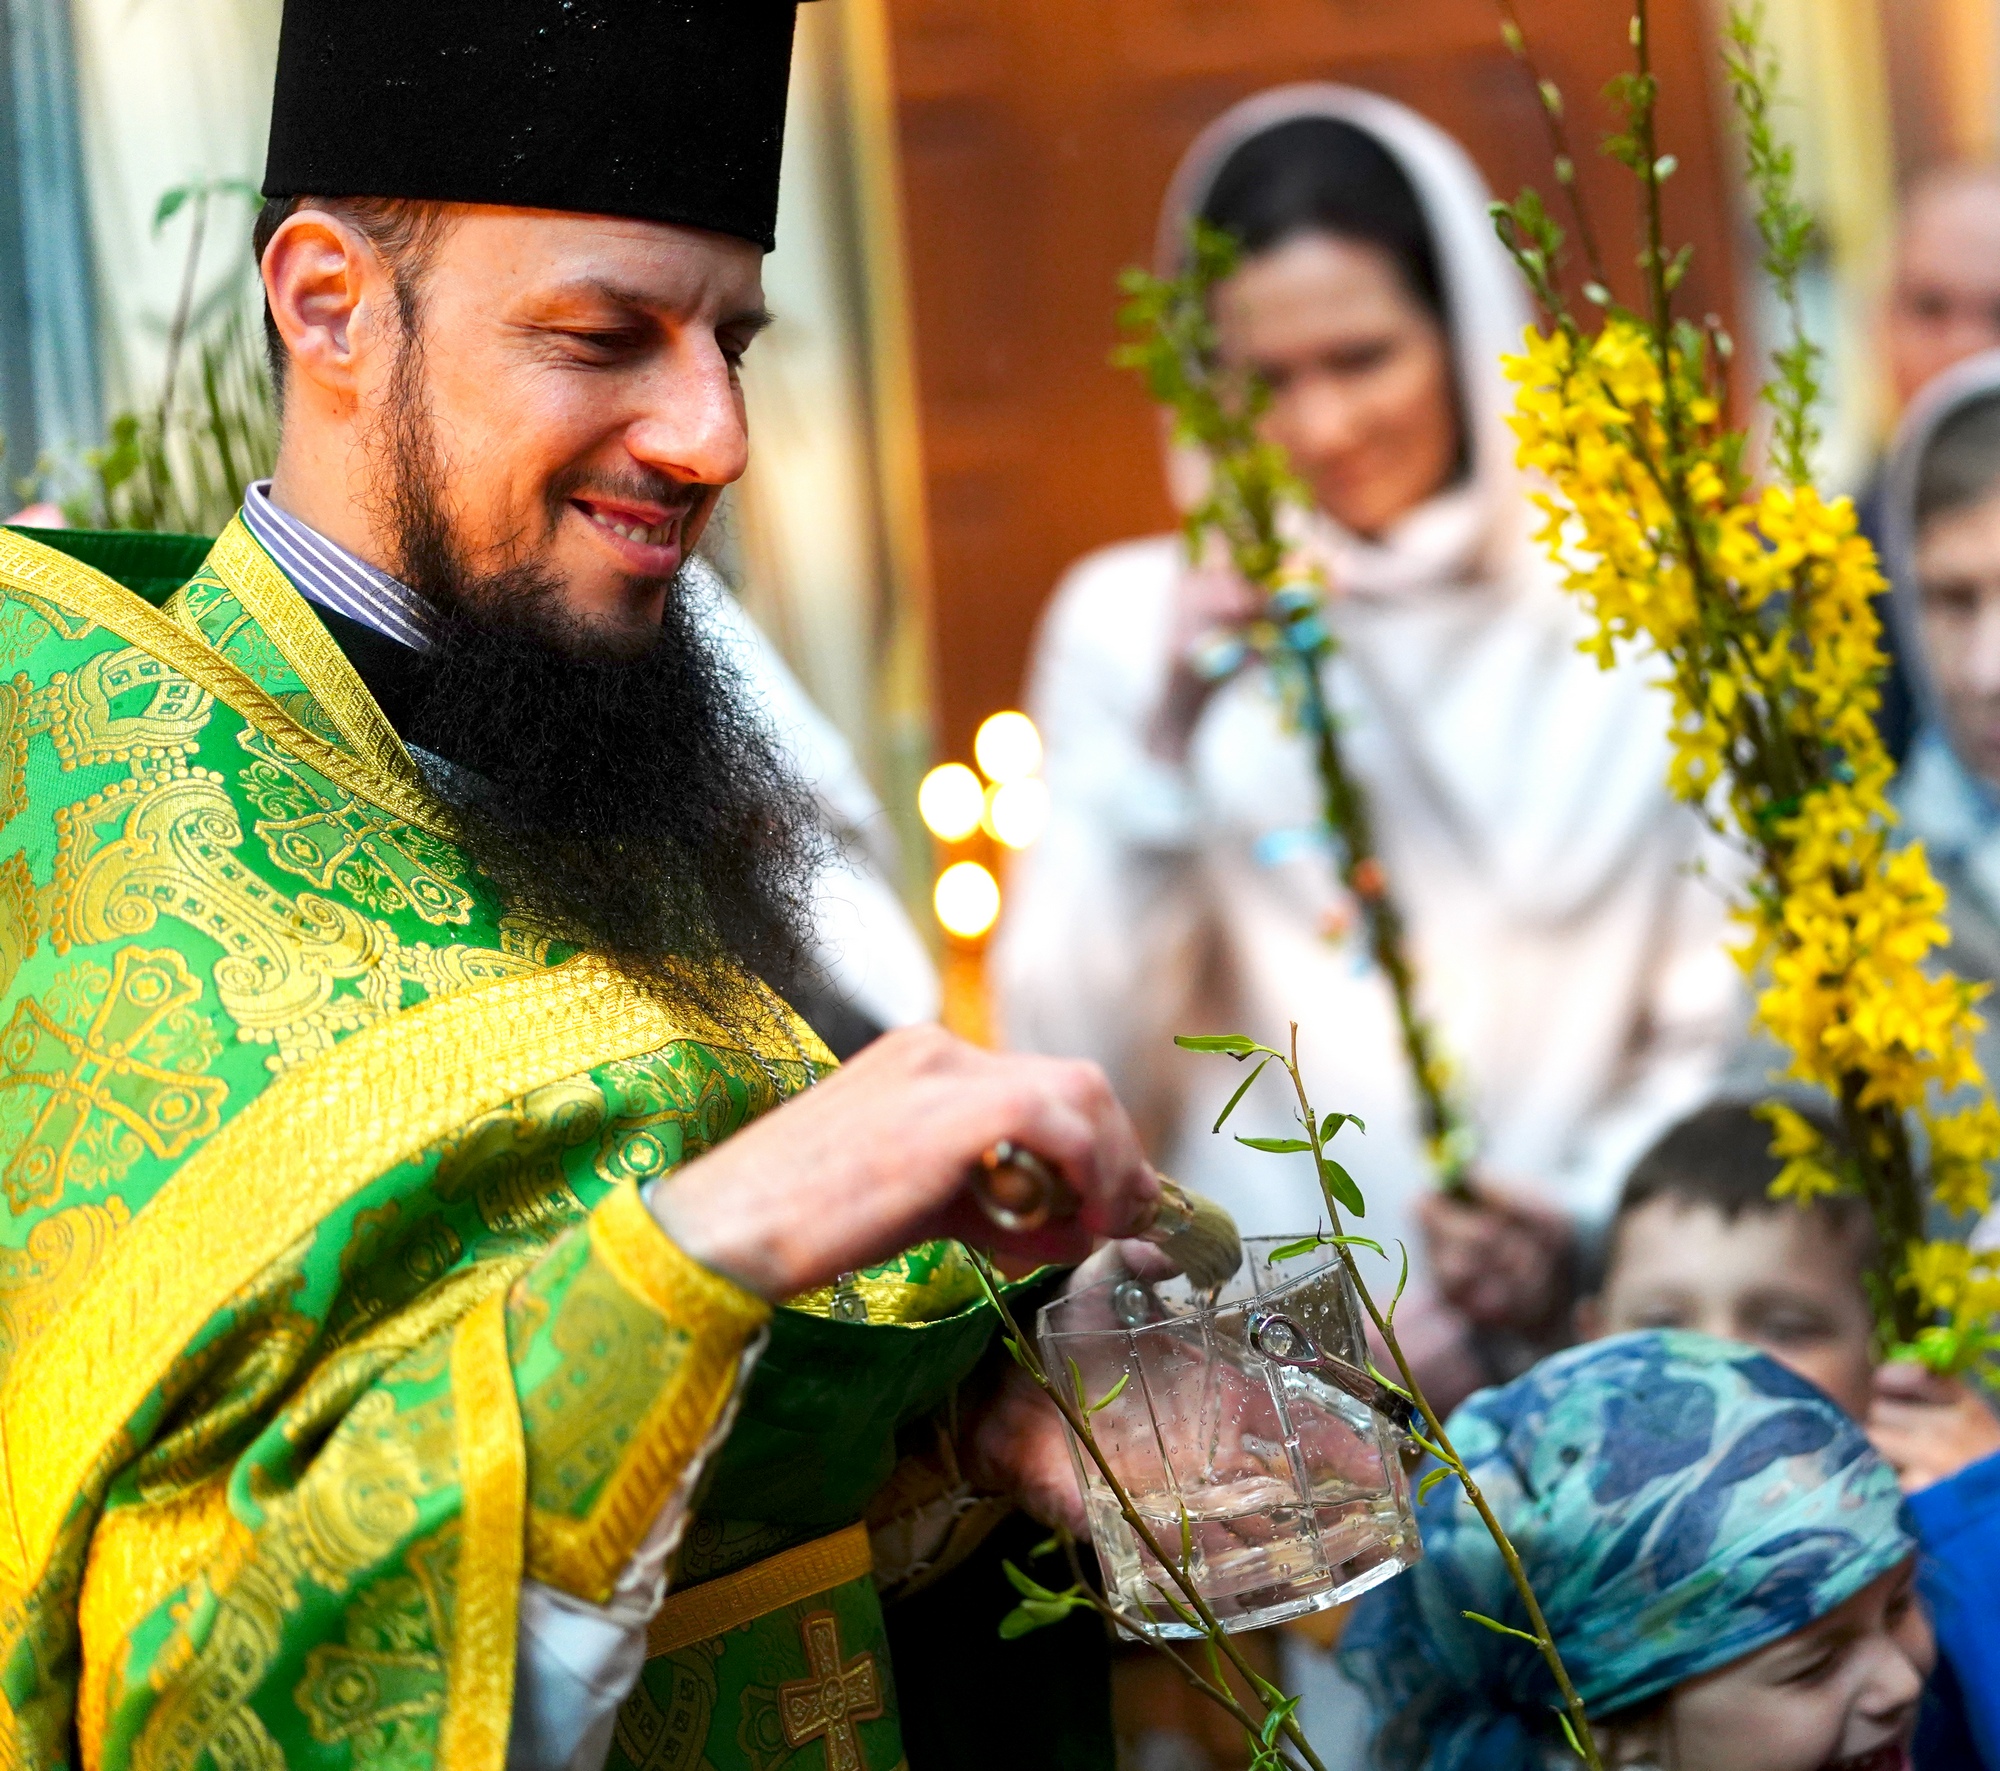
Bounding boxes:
[1583,1100,2000,1767]
[1578,1101,1881,1416]
[1340,1331,1931,1771]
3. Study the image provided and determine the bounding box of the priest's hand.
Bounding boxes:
[964,1361,1086,1534]
[650,1023,1159,1301]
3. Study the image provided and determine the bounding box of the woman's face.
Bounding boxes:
[1614,1561,1933,1771]
[1916,487,2000,787]
[1212,230,1461,540]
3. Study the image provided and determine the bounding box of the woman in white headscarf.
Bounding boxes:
[1881,350,2000,1096]
[993,86,1740,1392]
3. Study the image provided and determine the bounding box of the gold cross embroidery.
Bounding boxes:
[237,728,474,927]
[0,946,227,1211]
[777,1608,883,1771]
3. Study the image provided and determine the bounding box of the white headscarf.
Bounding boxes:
[1154,83,1533,597]
[1879,349,2000,896]
[999,85,1738,1251]
[1881,348,2000,733]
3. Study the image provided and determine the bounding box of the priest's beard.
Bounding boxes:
[372,348,823,1024]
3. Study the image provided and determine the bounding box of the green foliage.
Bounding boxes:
[1176,1028,1597,1765]
[997,1561,1094,1640]
[1265,1233,1387,1262]
[1174,1032,1271,1056]
[1461,1609,1544,1646]
[1489,186,1571,317]
[1115,223,1303,587]
[1147,1577,1203,1633]
[1721,2,1824,485]
[1193,1029,1375,1225]
[968,1251,1333,1770]
[1087,1372,1130,1413]
[1887,1322,2000,1376]
[1249,1695,1305,1771]
[1318,1155,1365,1217]
[1129,244,1475,1194]
[1212,1055,1275,1131]
[1065,1352,1129,1414]
[1266,1234,1330,1262]
[63,304,277,535]
[1366,1359,1412,1401]
[153,176,261,232]
[57,180,275,535]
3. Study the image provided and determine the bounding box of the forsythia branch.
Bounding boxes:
[1491,1,2000,1368]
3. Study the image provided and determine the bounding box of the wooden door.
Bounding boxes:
[884,0,1739,758]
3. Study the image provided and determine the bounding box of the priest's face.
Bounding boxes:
[264,202,818,1009]
[365,207,770,644]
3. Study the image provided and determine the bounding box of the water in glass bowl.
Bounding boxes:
[1086,1469,1418,1635]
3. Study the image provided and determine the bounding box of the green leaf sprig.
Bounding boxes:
[968,1258,1330,1771]
[1178,1028,1604,1767]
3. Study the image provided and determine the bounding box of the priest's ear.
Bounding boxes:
[259,202,429,408]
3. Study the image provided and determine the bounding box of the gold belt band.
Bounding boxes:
[646,1522,875,1659]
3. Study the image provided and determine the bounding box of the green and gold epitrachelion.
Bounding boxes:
[0,521,1008,1771]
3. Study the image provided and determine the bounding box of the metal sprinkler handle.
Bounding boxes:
[972,1141,1075,1232]
[973,1140,1195,1239]
[1249,1310,1417,1434]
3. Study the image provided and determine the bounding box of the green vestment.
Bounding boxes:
[0,520,1061,1771]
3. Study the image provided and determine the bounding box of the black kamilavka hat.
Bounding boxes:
[264,2,807,251]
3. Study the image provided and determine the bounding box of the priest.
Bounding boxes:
[0,5,1157,1768]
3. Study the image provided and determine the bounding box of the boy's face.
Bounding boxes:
[1584,1197,1875,1417]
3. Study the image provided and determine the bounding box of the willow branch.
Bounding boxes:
[1279,1025,1604,1771]
[1494,0,1609,285]
[968,1257,1327,1771]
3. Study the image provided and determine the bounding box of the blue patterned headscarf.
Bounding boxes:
[1340,1332,1915,1771]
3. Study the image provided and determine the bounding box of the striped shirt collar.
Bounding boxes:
[238,480,433,652]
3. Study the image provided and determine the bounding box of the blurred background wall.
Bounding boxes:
[885,0,1745,763]
[0,0,1992,935]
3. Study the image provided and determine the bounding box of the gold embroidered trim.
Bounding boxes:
[441,1291,524,1771]
[524,1183,770,1603]
[0,956,742,1594]
[0,528,833,1062]
[205,518,420,787]
[76,1474,237,1771]
[645,1522,873,1660]
[0,527,456,842]
[785,1244,986,1327]
[592,1180,771,1340]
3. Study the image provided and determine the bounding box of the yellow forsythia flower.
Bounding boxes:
[1927,1099,2000,1220]
[1758,1101,1847,1204]
[1903,1240,1976,1314]
[1506,314,2000,1368]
